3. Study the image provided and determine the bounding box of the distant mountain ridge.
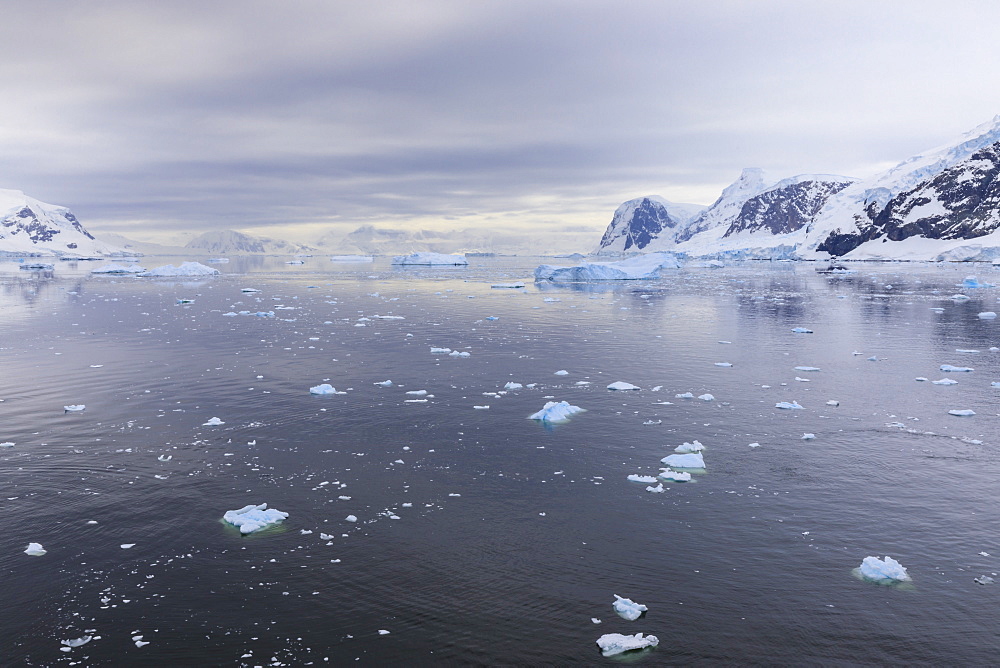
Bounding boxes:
[185,230,317,255]
[0,189,128,256]
[597,116,1000,261]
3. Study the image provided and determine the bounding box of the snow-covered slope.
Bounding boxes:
[0,189,128,257]
[674,168,775,244]
[596,196,706,253]
[185,230,316,255]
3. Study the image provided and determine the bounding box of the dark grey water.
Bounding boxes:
[2,256,999,665]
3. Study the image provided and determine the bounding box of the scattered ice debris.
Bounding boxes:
[714,362,733,367]
[528,401,585,423]
[697,393,715,401]
[391,252,468,265]
[643,419,661,425]
[24,542,47,556]
[133,635,150,648]
[503,382,523,390]
[675,392,695,399]
[61,635,93,649]
[792,327,813,333]
[658,468,691,482]
[535,252,679,282]
[345,515,358,523]
[309,384,337,395]
[627,474,659,484]
[223,503,289,534]
[858,555,911,583]
[596,632,659,657]
[139,261,220,277]
[120,543,136,549]
[940,365,973,372]
[932,378,958,385]
[674,440,704,453]
[645,483,665,493]
[91,262,146,274]
[554,369,569,375]
[202,417,224,426]
[448,350,471,357]
[607,381,640,391]
[612,594,648,621]
[979,312,998,319]
[661,452,705,468]
[802,433,816,440]
[64,404,86,412]
[948,409,976,416]
[826,400,840,406]
[775,401,804,410]
[975,575,995,585]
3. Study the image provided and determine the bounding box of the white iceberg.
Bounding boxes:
[931,378,958,385]
[979,312,998,319]
[223,503,289,534]
[661,452,705,468]
[138,261,220,277]
[91,263,146,274]
[962,276,995,288]
[948,409,975,416]
[503,382,523,390]
[775,401,804,409]
[675,392,695,399]
[528,401,584,423]
[658,467,692,482]
[309,384,337,395]
[64,404,86,412]
[698,393,715,401]
[645,483,665,493]
[858,555,911,583]
[802,433,816,440]
[627,474,658,484]
[203,417,224,426]
[554,369,569,375]
[674,440,704,453]
[791,327,813,333]
[612,594,648,621]
[391,252,468,266]
[24,542,47,556]
[607,381,640,391]
[940,365,974,372]
[534,252,680,282]
[794,366,821,372]
[596,632,659,657]
[61,635,93,648]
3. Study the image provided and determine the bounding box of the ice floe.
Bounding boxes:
[661,452,705,468]
[534,252,680,282]
[791,327,813,333]
[979,312,997,319]
[223,503,289,534]
[391,252,468,266]
[24,542,47,556]
[940,365,974,372]
[697,393,715,401]
[503,382,523,390]
[64,404,86,412]
[529,401,585,423]
[674,440,704,453]
[607,381,640,391]
[775,401,804,409]
[658,467,692,482]
[61,635,93,649]
[202,417,224,426]
[627,474,658,484]
[931,378,958,385]
[612,594,648,621]
[858,555,911,583]
[948,409,975,416]
[309,384,338,395]
[139,261,220,277]
[596,632,659,657]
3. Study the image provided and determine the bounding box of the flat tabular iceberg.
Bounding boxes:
[858,555,911,583]
[607,381,640,391]
[534,252,680,282]
[596,632,659,657]
[528,401,584,423]
[612,594,648,621]
[661,452,705,468]
[391,252,468,266]
[139,261,220,277]
[223,503,289,534]
[940,364,974,372]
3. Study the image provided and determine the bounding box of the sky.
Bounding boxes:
[3,0,1000,250]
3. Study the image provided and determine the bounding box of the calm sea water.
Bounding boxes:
[2,256,999,665]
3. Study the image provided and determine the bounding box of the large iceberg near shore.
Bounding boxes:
[138,261,220,277]
[223,503,289,534]
[858,555,911,583]
[534,252,680,282]
[596,632,659,657]
[391,252,468,266]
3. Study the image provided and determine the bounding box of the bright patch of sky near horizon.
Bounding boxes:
[2,0,1000,246]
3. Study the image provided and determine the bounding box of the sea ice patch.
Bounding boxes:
[223,503,289,534]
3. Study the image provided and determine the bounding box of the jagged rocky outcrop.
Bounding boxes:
[725,177,855,237]
[0,189,128,256]
[597,197,705,252]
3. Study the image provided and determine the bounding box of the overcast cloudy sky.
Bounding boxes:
[3,0,1000,247]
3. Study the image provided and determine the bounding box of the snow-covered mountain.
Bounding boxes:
[0,189,129,256]
[185,230,317,255]
[597,115,1000,261]
[597,196,706,253]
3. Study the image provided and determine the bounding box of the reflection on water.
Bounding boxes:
[2,257,1000,665]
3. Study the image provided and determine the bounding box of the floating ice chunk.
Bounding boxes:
[529,401,585,423]
[675,392,695,399]
[392,252,468,265]
[309,384,337,395]
[979,312,997,319]
[992,382,1000,388]
[554,369,569,375]
[345,515,358,522]
[448,350,471,357]
[975,575,996,585]
[613,594,648,621]
[430,347,452,354]
[674,440,704,453]
[714,362,733,367]
[0,441,14,448]
[915,377,928,382]
[643,419,661,425]
[203,417,224,426]
[940,365,974,372]
[661,452,705,468]
[375,380,393,387]
[747,442,761,448]
[139,261,220,277]
[627,474,658,484]
[859,555,911,582]
[931,378,958,385]
[658,467,691,482]
[596,632,659,657]
[24,542,46,556]
[950,294,971,301]
[120,543,135,549]
[535,252,679,282]
[223,503,289,534]
[61,635,92,648]
[962,276,995,289]
[791,327,813,333]
[92,262,146,274]
[503,382,523,390]
[802,433,816,440]
[645,483,665,493]
[775,401,803,410]
[794,366,821,372]
[64,405,85,412]
[473,405,490,410]
[607,381,640,391]
[826,400,840,406]
[794,377,809,382]
[697,393,714,401]
[406,390,428,396]
[948,409,975,416]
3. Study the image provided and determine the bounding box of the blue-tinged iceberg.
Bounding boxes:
[223,503,289,534]
[534,252,680,282]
